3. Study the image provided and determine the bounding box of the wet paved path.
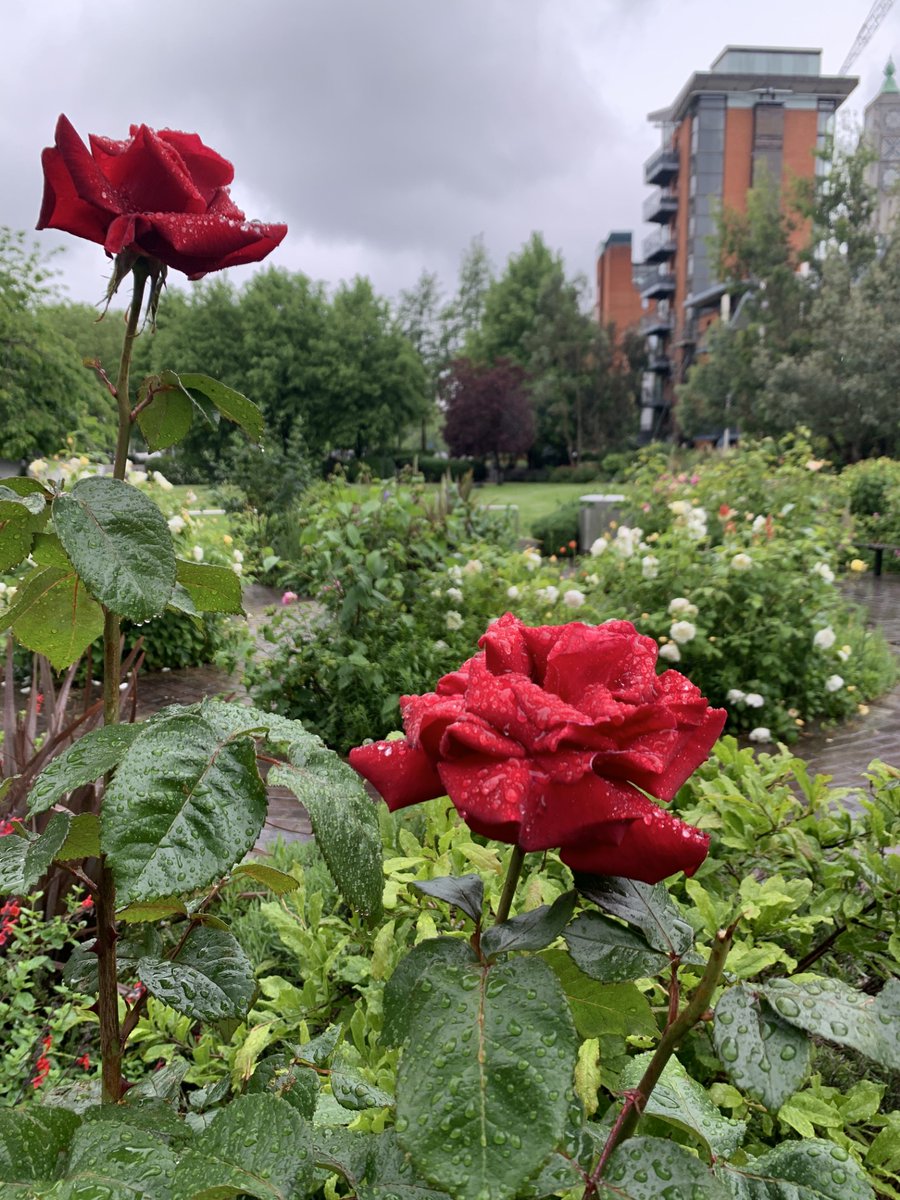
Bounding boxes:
[129,577,899,850]
[794,574,900,792]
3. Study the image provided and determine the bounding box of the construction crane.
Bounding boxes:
[840,0,895,74]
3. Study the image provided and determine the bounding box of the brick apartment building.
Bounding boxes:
[598,46,856,440]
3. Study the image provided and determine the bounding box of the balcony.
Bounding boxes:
[641,372,671,408]
[643,188,678,224]
[643,146,679,187]
[642,229,677,264]
[640,311,673,338]
[641,269,676,302]
[647,351,672,374]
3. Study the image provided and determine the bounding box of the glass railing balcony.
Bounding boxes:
[642,230,677,264]
[643,146,680,186]
[640,311,673,337]
[642,189,679,224]
[640,270,676,302]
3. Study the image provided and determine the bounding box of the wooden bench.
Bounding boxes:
[864,542,899,577]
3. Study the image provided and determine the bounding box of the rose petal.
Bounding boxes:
[545,622,659,705]
[478,612,532,675]
[348,739,444,811]
[401,692,465,757]
[462,656,591,753]
[441,714,526,759]
[105,210,287,279]
[560,805,710,883]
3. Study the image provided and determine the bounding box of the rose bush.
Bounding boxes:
[350,612,726,883]
[37,114,286,279]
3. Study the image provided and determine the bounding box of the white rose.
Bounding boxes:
[726,689,745,704]
[670,620,696,645]
[152,470,174,492]
[730,553,753,571]
[506,585,520,600]
[233,549,244,564]
[537,585,559,605]
[5,587,16,600]
[751,515,767,534]
[446,587,464,604]
[668,597,698,618]
[641,556,659,580]
[446,610,463,631]
[167,515,185,534]
[463,559,483,575]
[590,536,609,557]
[659,642,681,662]
[523,549,541,571]
[191,545,204,562]
[231,562,243,576]
[668,500,690,516]
[563,589,585,609]
[749,727,772,743]
[825,674,844,693]
[447,565,463,584]
[745,693,765,708]
[813,627,836,651]
[433,639,448,651]
[585,573,599,586]
[838,645,852,662]
[812,562,835,584]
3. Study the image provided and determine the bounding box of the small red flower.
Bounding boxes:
[76,1055,91,1071]
[35,692,44,715]
[80,896,94,910]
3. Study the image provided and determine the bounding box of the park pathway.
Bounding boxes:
[129,576,900,853]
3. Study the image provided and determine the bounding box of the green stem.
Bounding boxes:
[96,262,148,1104]
[495,845,527,925]
[583,921,737,1197]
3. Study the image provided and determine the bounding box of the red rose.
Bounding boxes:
[350,614,726,884]
[37,115,286,279]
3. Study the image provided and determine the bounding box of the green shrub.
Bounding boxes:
[531,500,581,556]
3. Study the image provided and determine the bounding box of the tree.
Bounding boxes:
[396,269,445,451]
[439,236,494,362]
[794,139,878,278]
[467,233,563,366]
[0,229,116,460]
[441,357,534,475]
[310,276,427,459]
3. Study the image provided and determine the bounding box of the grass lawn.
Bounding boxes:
[470,482,599,536]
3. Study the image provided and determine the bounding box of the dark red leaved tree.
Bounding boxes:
[441,357,534,478]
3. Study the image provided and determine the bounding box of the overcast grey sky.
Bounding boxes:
[3,1,897,308]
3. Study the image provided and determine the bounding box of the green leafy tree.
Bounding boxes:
[0,231,116,460]
[439,235,494,362]
[795,138,879,277]
[396,269,445,451]
[467,232,563,366]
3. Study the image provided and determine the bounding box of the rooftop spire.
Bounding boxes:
[882,57,899,93]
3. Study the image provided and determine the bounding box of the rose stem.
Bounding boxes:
[97,262,149,1105]
[495,845,527,924]
[582,920,738,1197]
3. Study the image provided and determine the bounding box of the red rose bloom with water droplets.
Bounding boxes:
[37,115,286,279]
[350,614,726,884]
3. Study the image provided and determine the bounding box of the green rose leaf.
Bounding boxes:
[178,372,264,442]
[64,926,162,994]
[0,1106,80,1185]
[0,566,103,669]
[331,1068,393,1111]
[231,862,300,895]
[563,909,669,982]
[543,949,658,1038]
[396,955,579,1200]
[713,984,811,1111]
[172,1094,314,1200]
[137,926,256,1022]
[270,750,383,922]
[175,558,244,614]
[52,477,175,622]
[382,937,477,1048]
[575,874,695,956]
[761,976,900,1070]
[356,1131,451,1200]
[22,811,72,890]
[136,371,195,451]
[295,1023,343,1067]
[0,835,28,894]
[0,486,49,572]
[246,1054,320,1119]
[62,1121,178,1199]
[102,710,266,903]
[27,723,143,816]
[716,1138,875,1199]
[55,812,101,862]
[117,897,188,924]
[598,1136,728,1199]
[621,1053,746,1158]
[414,874,484,924]
[30,531,72,569]
[482,890,577,958]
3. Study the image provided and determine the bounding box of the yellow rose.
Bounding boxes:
[849,558,867,572]
[223,534,233,546]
